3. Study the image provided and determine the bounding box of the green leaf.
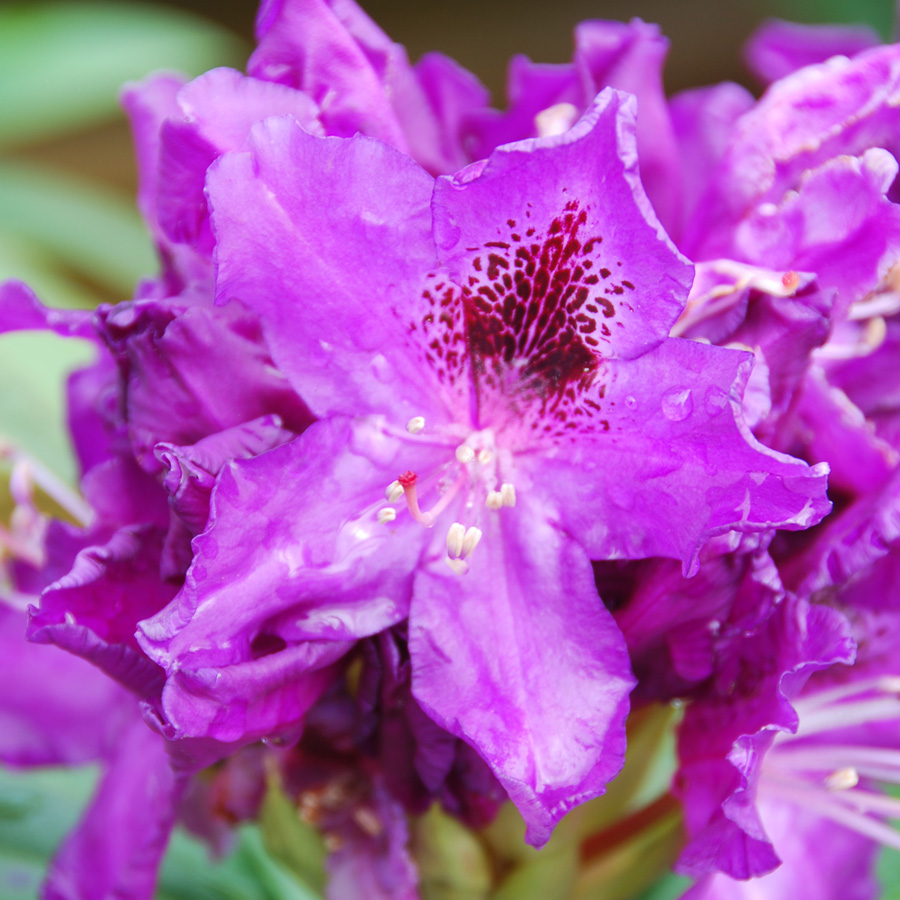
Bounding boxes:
[492,847,578,900]
[258,769,327,894]
[0,2,247,149]
[0,162,157,298]
[768,0,893,39]
[633,871,694,900]
[412,804,493,900]
[0,229,105,309]
[0,765,99,899]
[0,331,95,484]
[156,825,323,900]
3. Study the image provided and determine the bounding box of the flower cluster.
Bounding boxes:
[3,3,900,898]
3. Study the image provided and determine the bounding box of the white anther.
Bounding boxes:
[500,483,516,507]
[377,508,397,524]
[445,556,469,576]
[477,448,493,465]
[534,102,579,139]
[385,480,404,503]
[406,416,426,434]
[455,445,475,464]
[486,491,503,509]
[825,767,860,791]
[446,522,466,558]
[461,526,482,558]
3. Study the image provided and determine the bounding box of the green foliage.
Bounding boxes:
[0,765,322,900]
[258,769,328,895]
[0,2,246,149]
[0,332,95,484]
[0,162,155,299]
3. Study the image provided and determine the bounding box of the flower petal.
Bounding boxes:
[208,117,449,422]
[410,491,634,846]
[543,337,831,574]
[43,717,185,900]
[137,417,435,741]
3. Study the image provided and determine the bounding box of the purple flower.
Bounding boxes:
[677,594,900,900]
[136,89,829,845]
[744,19,881,85]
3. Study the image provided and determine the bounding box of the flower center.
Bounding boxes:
[761,675,900,851]
[373,419,517,575]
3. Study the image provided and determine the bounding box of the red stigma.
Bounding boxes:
[782,271,799,290]
[398,471,418,488]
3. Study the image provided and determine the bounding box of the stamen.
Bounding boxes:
[0,443,93,527]
[385,480,404,503]
[398,470,466,528]
[406,416,426,434]
[770,745,900,784]
[461,526,482,558]
[500,483,516,507]
[377,508,397,524]
[534,102,579,138]
[825,767,859,791]
[794,677,900,714]
[455,445,475,464]
[446,522,466,558]
[486,491,503,510]
[477,449,493,465]
[795,697,900,738]
[445,557,469,575]
[764,779,900,851]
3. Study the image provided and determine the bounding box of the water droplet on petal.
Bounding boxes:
[704,385,729,418]
[662,387,693,422]
[625,395,637,409]
[370,353,393,384]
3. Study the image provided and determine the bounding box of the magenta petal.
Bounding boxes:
[0,280,94,339]
[745,18,881,85]
[137,418,432,741]
[28,525,175,697]
[574,19,681,229]
[545,338,831,573]
[98,298,312,473]
[0,604,133,766]
[157,67,322,252]
[208,118,450,421]
[434,89,691,365]
[249,0,410,151]
[410,492,634,846]
[43,717,185,900]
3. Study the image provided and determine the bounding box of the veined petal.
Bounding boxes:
[410,491,634,846]
[435,89,690,365]
[542,337,831,574]
[208,118,452,422]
